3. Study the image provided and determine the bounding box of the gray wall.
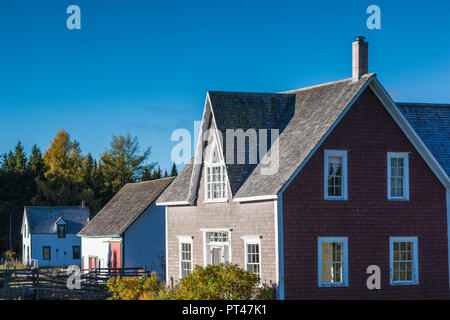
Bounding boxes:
[167,121,277,285]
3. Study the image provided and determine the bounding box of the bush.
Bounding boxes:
[107,264,270,300]
[172,263,259,300]
[107,271,162,300]
[255,282,277,300]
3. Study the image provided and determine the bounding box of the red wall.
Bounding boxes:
[282,87,448,299]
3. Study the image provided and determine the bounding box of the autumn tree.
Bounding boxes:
[36,130,84,205]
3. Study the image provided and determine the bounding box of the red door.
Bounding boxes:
[88,257,98,272]
[109,242,122,272]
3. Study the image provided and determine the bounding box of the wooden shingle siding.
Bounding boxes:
[282,88,448,299]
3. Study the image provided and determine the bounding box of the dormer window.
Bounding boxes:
[205,145,227,201]
[57,224,66,238]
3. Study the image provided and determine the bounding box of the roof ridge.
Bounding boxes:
[281,73,376,94]
[125,176,176,186]
[396,102,450,107]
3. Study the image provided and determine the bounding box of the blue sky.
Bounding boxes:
[0,0,449,172]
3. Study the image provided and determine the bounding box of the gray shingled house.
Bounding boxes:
[22,206,90,267]
[78,177,174,276]
[156,37,450,299]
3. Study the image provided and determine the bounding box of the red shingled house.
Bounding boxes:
[158,37,450,299]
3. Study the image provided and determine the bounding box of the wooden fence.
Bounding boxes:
[0,267,150,300]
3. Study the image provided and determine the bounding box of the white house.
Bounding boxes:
[21,206,91,267]
[78,177,174,278]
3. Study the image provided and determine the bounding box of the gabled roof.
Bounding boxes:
[158,73,375,204]
[24,206,90,234]
[235,74,374,198]
[78,177,174,237]
[209,91,296,195]
[397,103,450,177]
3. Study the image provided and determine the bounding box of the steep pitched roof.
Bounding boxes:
[157,160,193,204]
[397,103,450,176]
[78,177,174,237]
[25,206,90,234]
[209,92,296,195]
[157,74,376,202]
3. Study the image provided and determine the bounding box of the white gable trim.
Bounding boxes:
[277,77,374,195]
[369,78,450,189]
[276,77,450,197]
[187,92,233,204]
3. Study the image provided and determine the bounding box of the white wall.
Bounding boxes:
[30,234,82,267]
[22,217,31,265]
[123,201,165,278]
[80,236,120,270]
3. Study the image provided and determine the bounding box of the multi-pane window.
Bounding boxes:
[390,237,418,285]
[387,153,409,200]
[43,246,51,260]
[206,146,227,201]
[179,240,193,278]
[208,232,229,243]
[318,237,348,287]
[73,246,81,260]
[57,224,66,238]
[245,240,261,278]
[324,150,348,200]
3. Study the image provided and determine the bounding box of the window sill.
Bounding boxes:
[203,200,228,204]
[390,281,418,286]
[387,198,410,201]
[318,283,348,288]
[324,197,348,201]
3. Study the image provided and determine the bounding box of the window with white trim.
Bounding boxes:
[387,153,409,200]
[318,237,348,287]
[324,150,348,200]
[390,237,418,285]
[179,237,193,278]
[205,145,227,201]
[244,237,261,278]
[204,230,231,266]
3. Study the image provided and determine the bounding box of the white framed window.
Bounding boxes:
[202,229,231,267]
[178,236,193,278]
[243,236,261,279]
[387,153,409,200]
[205,144,227,202]
[390,237,418,285]
[318,237,348,287]
[324,150,348,200]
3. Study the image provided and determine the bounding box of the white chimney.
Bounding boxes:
[352,36,368,81]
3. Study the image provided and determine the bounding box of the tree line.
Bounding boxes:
[0,129,177,253]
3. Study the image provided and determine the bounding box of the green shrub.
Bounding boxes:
[172,263,259,300]
[107,271,162,300]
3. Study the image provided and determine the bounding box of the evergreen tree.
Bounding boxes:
[13,141,27,173]
[163,170,169,178]
[170,163,178,177]
[152,165,162,180]
[101,133,153,193]
[29,144,45,178]
[142,166,152,182]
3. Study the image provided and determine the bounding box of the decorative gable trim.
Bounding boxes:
[369,78,450,189]
[186,92,233,205]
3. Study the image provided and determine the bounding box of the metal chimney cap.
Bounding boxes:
[355,36,367,42]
